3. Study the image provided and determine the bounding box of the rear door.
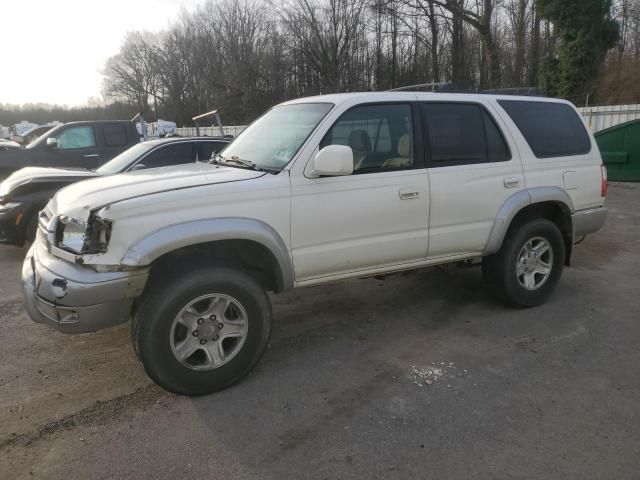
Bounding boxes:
[420,100,525,258]
[99,123,134,163]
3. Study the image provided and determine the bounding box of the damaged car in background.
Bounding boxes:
[0,137,229,246]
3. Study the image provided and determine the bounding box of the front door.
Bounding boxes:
[290,103,430,282]
[41,125,101,168]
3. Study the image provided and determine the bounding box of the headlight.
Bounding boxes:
[58,216,87,254]
[56,213,112,255]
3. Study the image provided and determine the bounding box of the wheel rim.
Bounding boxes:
[170,293,248,371]
[516,236,554,291]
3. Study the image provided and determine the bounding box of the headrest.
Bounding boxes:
[348,130,371,152]
[397,134,411,157]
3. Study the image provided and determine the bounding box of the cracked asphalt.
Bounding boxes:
[1,183,639,479]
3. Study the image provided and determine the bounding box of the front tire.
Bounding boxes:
[24,213,38,246]
[482,218,565,308]
[132,267,272,396]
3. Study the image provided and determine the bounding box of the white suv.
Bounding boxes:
[22,92,607,395]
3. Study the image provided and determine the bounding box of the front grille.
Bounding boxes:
[38,206,52,232]
[37,206,53,248]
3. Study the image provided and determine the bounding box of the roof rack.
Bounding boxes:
[192,109,224,137]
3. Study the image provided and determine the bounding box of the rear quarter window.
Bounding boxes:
[498,100,591,158]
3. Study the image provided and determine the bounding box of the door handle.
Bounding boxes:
[399,188,420,200]
[83,153,100,158]
[503,177,520,188]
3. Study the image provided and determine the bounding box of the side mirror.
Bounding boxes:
[13,135,24,144]
[307,145,353,178]
[130,163,147,171]
[46,137,57,149]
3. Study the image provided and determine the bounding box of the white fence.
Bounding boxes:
[174,104,640,138]
[578,104,640,132]
[176,125,247,137]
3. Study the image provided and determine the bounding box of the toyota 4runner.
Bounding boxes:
[21,92,608,395]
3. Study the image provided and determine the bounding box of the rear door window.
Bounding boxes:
[498,100,591,158]
[197,141,228,161]
[136,143,195,169]
[103,124,128,147]
[420,103,511,165]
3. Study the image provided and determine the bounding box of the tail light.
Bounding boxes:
[601,165,608,197]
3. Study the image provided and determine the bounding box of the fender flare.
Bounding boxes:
[120,217,294,291]
[483,187,575,255]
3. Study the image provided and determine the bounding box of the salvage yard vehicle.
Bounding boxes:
[0,137,230,246]
[0,124,59,151]
[11,123,59,146]
[0,120,140,178]
[22,92,608,396]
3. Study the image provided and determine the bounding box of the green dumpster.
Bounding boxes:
[594,119,640,181]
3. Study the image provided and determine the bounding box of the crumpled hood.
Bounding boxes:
[51,162,265,220]
[0,140,21,150]
[0,166,98,197]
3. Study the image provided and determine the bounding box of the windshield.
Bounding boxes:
[95,142,157,174]
[25,128,56,149]
[221,103,333,170]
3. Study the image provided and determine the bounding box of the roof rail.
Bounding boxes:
[386,82,451,92]
[386,83,544,97]
[480,87,543,96]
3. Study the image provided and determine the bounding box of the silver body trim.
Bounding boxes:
[121,217,294,291]
[483,187,576,255]
[572,206,608,238]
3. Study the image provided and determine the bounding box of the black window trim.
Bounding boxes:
[419,101,513,168]
[497,99,592,159]
[320,101,425,175]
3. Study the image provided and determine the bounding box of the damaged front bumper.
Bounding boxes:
[21,239,148,334]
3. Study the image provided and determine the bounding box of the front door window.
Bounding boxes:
[320,104,415,173]
[56,127,96,150]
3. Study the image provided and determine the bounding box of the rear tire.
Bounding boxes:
[132,267,272,396]
[482,218,565,308]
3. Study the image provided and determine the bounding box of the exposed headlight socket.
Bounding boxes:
[56,216,87,254]
[56,213,112,255]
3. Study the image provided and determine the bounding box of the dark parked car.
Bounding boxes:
[0,120,140,179]
[0,137,229,246]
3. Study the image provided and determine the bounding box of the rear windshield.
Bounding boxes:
[498,100,591,158]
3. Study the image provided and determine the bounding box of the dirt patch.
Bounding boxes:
[0,385,165,449]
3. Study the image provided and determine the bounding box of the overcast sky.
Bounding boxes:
[1,0,203,106]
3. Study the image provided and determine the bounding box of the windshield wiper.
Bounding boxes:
[228,155,256,168]
[210,153,254,169]
[210,153,279,174]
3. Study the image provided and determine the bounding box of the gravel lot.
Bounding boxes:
[1,183,639,479]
